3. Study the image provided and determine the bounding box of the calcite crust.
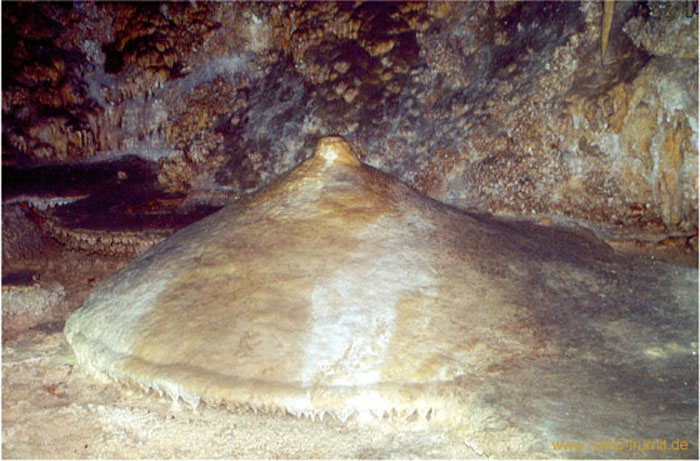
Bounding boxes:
[65,137,697,431]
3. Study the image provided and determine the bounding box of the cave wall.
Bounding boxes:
[2,1,697,243]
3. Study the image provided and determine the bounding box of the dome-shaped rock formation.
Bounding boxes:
[65,137,697,437]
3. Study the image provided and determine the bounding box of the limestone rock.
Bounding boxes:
[64,138,697,454]
[2,2,696,254]
[2,205,43,262]
[3,277,67,340]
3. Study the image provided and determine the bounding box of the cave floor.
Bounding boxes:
[1,234,697,459]
[3,330,481,459]
[1,244,480,459]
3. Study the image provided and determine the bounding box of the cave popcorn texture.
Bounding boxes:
[65,137,697,438]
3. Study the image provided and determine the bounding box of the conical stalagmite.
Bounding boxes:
[65,137,697,447]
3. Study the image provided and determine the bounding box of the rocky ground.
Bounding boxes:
[1,214,484,459]
[2,206,697,459]
[3,333,480,459]
[1,238,480,459]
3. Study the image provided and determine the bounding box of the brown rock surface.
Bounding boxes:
[1,205,42,262]
[2,2,696,253]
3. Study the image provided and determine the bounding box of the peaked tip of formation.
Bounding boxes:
[314,136,361,167]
